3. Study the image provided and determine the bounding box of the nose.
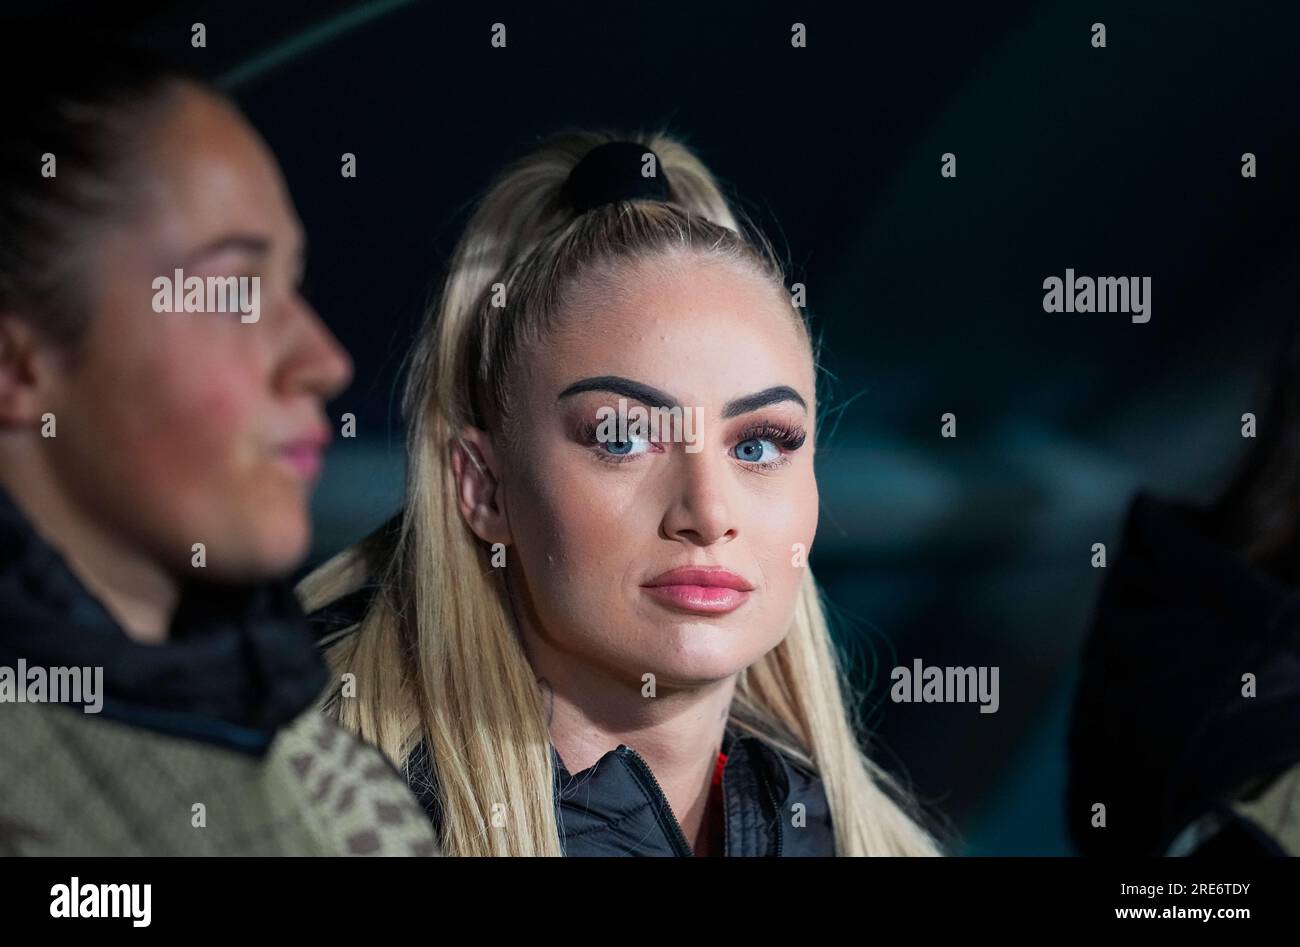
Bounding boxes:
[659,448,738,546]
[276,294,354,403]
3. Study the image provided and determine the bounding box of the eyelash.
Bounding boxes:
[735,423,807,468]
[575,419,807,471]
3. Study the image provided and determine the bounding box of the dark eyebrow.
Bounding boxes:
[184,234,272,265]
[558,376,677,409]
[721,385,807,418]
[557,376,807,416]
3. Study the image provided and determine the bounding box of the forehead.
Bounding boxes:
[135,87,300,249]
[539,255,814,408]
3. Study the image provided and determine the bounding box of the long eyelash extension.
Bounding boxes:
[736,422,807,452]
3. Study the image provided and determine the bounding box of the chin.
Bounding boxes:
[644,637,757,686]
[649,661,751,689]
[262,521,312,574]
[237,506,312,579]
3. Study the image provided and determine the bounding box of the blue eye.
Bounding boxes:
[733,437,780,463]
[602,435,651,456]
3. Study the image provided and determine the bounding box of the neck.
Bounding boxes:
[0,460,178,643]
[518,608,736,855]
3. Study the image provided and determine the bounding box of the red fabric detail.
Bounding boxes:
[705,750,728,855]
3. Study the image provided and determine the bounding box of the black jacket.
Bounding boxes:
[310,589,838,856]
[1067,491,1300,855]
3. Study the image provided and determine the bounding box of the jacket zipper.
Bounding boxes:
[619,746,696,857]
[762,769,785,857]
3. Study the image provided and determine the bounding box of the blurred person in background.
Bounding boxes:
[0,38,436,856]
[1068,317,1300,856]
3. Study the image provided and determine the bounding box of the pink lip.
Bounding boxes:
[641,566,754,615]
[276,428,330,480]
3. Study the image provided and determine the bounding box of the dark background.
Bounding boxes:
[18,0,1300,854]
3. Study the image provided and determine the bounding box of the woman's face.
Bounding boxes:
[492,254,818,688]
[37,85,352,582]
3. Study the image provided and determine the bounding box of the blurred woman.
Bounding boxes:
[0,42,436,856]
[302,133,943,856]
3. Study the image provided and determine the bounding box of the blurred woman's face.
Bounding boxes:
[39,85,352,582]
[495,254,818,687]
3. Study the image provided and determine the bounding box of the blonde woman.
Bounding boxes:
[301,133,944,856]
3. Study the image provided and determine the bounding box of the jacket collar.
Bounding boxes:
[406,725,836,856]
[554,726,835,856]
[0,486,328,751]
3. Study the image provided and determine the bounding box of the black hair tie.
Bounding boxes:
[565,140,671,214]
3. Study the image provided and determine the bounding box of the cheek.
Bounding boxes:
[502,447,666,659]
[510,459,633,593]
[750,472,820,620]
[56,324,270,541]
[118,347,264,491]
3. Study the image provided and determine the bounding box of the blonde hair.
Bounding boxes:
[299,130,943,856]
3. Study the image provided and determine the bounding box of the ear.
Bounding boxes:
[450,424,513,546]
[0,314,58,429]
